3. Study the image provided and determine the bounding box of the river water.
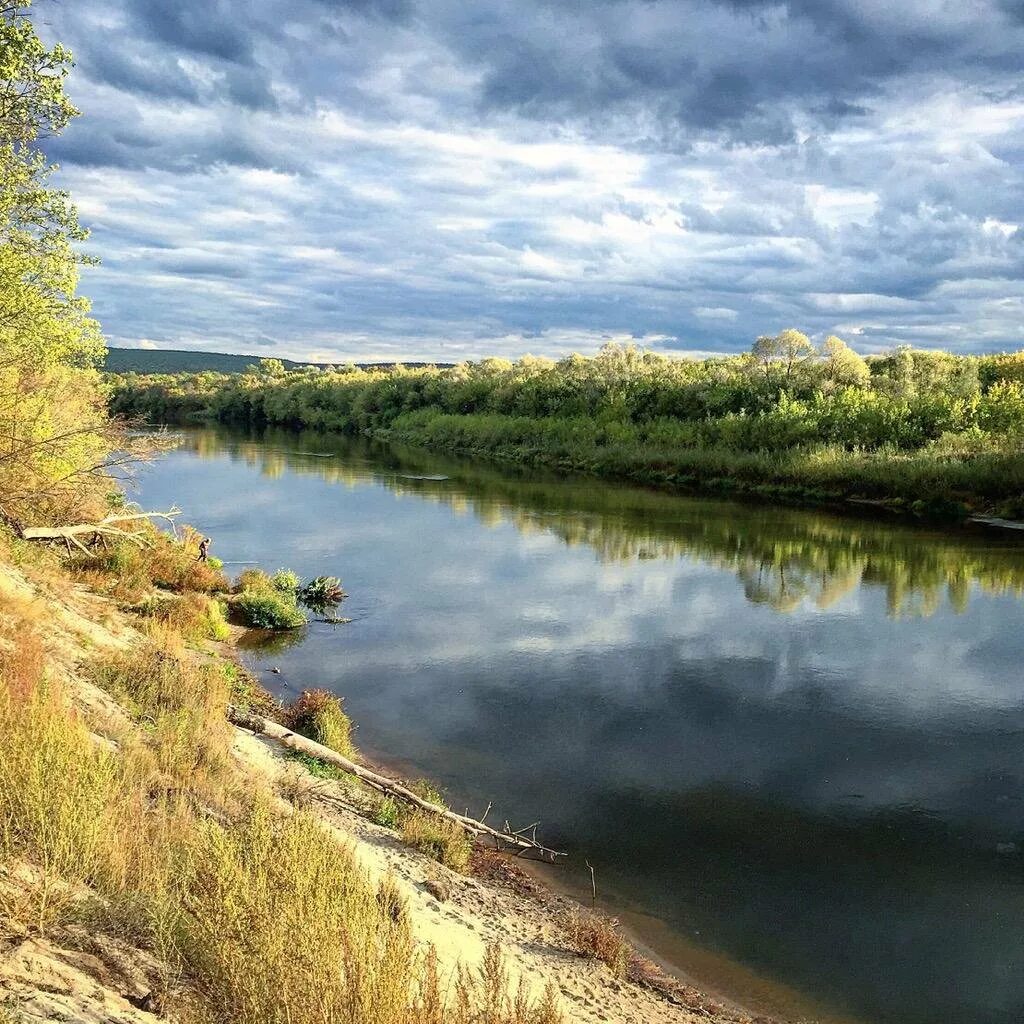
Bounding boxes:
[133,425,1024,1024]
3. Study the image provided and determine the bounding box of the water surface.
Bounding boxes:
[134,426,1024,1024]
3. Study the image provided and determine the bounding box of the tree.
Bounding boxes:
[820,335,869,387]
[751,329,816,388]
[0,1,115,525]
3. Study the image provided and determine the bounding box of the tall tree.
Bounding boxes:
[820,335,869,387]
[0,1,111,525]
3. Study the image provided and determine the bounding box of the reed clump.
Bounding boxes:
[282,688,356,759]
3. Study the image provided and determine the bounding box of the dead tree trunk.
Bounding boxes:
[21,507,182,554]
[226,704,565,861]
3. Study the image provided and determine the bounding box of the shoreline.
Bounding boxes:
[239,649,842,1024]
[1,549,755,1024]
[112,403,1024,524]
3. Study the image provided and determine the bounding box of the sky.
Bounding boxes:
[38,0,1024,363]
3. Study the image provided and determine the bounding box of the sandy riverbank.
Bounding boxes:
[0,553,778,1024]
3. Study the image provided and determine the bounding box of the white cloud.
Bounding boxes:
[42,0,1024,361]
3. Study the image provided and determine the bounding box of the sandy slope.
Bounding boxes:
[0,558,759,1024]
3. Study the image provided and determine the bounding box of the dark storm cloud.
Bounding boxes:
[126,1,255,64]
[36,0,1024,359]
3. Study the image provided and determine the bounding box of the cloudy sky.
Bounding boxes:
[38,0,1024,362]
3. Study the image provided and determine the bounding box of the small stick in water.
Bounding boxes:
[586,860,597,905]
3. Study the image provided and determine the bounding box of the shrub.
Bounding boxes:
[282,689,355,758]
[234,589,307,629]
[235,567,272,592]
[65,529,229,601]
[298,575,345,611]
[374,796,401,829]
[559,909,631,976]
[271,568,301,594]
[233,566,307,629]
[146,528,230,593]
[139,593,230,642]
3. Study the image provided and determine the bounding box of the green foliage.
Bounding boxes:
[298,574,345,611]
[231,566,310,629]
[0,1,113,524]
[234,589,307,630]
[368,781,472,872]
[235,567,272,592]
[270,568,301,593]
[285,750,350,782]
[374,796,401,829]
[230,568,345,626]
[107,337,1024,512]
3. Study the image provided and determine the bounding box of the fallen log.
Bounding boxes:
[21,507,183,555]
[226,704,565,862]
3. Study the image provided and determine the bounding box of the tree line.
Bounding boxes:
[109,339,1024,515]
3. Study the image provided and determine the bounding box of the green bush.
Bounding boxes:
[298,575,345,611]
[271,568,301,594]
[234,590,307,630]
[233,566,307,629]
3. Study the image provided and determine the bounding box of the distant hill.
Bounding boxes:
[102,347,451,374]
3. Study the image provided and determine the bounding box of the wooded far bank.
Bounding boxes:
[108,338,1024,518]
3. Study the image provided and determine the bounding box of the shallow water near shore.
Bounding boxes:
[134,425,1024,1024]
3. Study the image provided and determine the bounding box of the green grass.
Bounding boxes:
[285,750,351,782]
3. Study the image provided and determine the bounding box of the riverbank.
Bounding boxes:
[106,351,1024,519]
[0,529,772,1024]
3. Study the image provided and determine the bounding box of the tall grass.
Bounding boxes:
[86,637,236,810]
[0,618,122,927]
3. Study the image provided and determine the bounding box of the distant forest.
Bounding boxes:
[103,347,451,375]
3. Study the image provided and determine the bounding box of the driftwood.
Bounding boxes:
[21,507,183,555]
[226,704,565,862]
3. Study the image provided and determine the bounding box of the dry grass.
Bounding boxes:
[559,908,631,977]
[282,688,356,758]
[180,803,417,1024]
[367,779,474,874]
[0,573,562,1024]
[85,635,237,814]
[66,528,229,604]
[400,811,473,874]
[0,665,121,930]
[139,592,230,642]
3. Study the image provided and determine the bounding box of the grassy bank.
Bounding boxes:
[108,342,1024,516]
[4,522,723,1023]
[0,526,574,1024]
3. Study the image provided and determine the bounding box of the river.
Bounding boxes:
[133,425,1024,1024]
